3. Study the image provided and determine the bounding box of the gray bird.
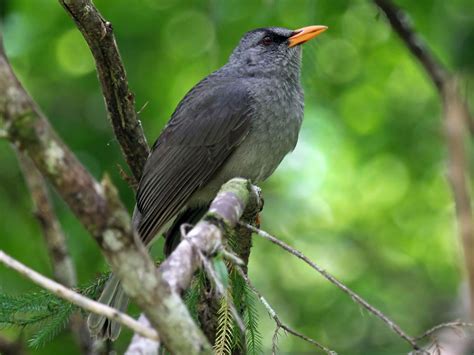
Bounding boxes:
[88,25,327,340]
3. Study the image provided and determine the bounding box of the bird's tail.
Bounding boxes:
[87,206,141,340]
[87,274,129,340]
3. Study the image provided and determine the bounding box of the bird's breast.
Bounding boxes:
[223,77,304,182]
[247,77,304,178]
[188,77,304,206]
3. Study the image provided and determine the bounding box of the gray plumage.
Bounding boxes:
[89,26,305,340]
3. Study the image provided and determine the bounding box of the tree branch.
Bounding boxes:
[197,186,262,346]
[159,178,261,294]
[242,224,421,351]
[16,151,77,287]
[414,321,474,342]
[58,0,149,181]
[125,314,160,355]
[0,250,159,341]
[0,37,211,354]
[373,0,447,93]
[442,78,474,319]
[374,0,474,321]
[15,150,94,354]
[234,266,335,355]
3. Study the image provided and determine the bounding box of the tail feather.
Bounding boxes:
[88,205,207,340]
[87,274,129,340]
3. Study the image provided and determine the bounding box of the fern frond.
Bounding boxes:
[0,272,109,347]
[28,303,74,348]
[243,283,263,354]
[184,270,206,322]
[214,292,234,355]
[229,267,245,350]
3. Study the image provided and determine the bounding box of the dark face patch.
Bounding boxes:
[257,30,290,47]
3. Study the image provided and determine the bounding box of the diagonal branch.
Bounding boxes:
[159,178,261,295]
[59,0,149,181]
[414,321,474,342]
[242,224,421,351]
[0,250,159,342]
[374,0,474,321]
[15,151,94,354]
[0,36,211,355]
[234,266,335,355]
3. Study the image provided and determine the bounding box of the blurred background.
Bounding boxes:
[1,0,474,353]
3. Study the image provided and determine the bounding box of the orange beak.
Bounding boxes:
[288,25,328,47]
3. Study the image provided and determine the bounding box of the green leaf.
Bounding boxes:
[213,254,229,290]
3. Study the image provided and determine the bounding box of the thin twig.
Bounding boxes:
[272,326,281,355]
[0,250,159,342]
[242,223,420,351]
[234,266,336,355]
[415,321,474,341]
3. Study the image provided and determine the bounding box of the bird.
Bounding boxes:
[88,24,327,340]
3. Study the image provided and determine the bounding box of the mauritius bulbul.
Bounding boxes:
[88,25,327,340]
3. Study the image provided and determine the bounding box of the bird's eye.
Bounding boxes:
[260,36,273,46]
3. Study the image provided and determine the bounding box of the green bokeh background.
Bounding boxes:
[1,0,474,353]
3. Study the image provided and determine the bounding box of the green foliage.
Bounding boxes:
[184,270,206,323]
[242,284,263,355]
[214,291,234,355]
[213,254,229,290]
[2,0,474,353]
[210,263,262,355]
[0,273,109,348]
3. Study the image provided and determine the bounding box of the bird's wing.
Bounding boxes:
[135,78,253,244]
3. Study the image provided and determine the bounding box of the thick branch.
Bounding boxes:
[160,178,261,294]
[125,314,160,355]
[59,0,149,181]
[0,39,210,354]
[0,250,159,341]
[197,186,262,345]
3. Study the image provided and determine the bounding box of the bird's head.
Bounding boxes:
[228,25,327,79]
